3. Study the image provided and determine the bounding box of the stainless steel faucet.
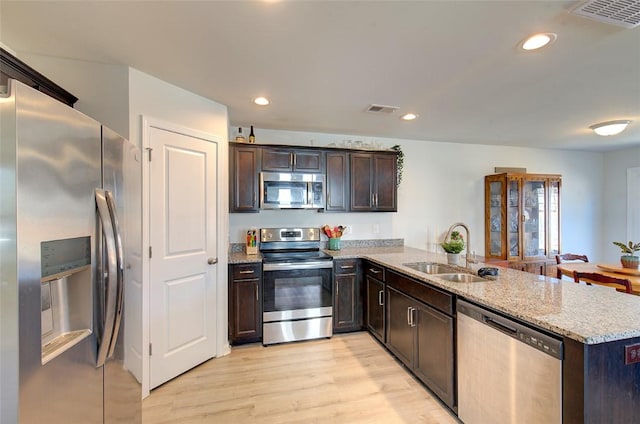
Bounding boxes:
[444,222,476,269]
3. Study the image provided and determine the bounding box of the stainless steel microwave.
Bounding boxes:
[260,172,325,210]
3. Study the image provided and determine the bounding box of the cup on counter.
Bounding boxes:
[328,238,341,251]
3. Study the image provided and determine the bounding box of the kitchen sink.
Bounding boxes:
[402,262,459,274]
[434,273,487,283]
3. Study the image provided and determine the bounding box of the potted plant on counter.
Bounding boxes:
[441,231,465,265]
[613,240,640,269]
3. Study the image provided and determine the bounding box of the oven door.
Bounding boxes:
[262,261,333,321]
[262,261,333,344]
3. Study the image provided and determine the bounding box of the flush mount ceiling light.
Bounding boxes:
[589,120,631,136]
[401,113,418,121]
[253,96,270,106]
[520,33,557,51]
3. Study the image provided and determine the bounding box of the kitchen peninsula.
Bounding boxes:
[229,244,640,423]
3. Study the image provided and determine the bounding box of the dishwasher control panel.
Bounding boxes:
[519,332,562,357]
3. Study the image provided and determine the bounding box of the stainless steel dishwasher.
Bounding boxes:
[457,299,563,424]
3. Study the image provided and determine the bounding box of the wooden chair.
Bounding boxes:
[556,253,589,279]
[573,271,633,294]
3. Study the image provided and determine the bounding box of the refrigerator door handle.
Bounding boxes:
[96,188,118,367]
[105,190,124,359]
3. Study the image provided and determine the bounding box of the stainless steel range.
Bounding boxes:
[260,228,333,345]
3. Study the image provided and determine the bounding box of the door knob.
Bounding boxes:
[208,258,218,265]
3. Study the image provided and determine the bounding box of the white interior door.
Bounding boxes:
[148,123,218,389]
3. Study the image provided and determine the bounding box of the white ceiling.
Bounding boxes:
[2,0,639,152]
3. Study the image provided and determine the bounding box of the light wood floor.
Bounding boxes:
[142,332,460,424]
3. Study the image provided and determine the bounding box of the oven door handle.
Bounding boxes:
[263,261,334,271]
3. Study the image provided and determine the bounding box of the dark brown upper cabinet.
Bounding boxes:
[261,147,324,172]
[325,151,350,212]
[229,144,260,212]
[350,152,397,212]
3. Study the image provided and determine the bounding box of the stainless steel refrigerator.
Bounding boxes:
[0,80,142,423]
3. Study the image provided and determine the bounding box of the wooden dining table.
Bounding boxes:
[557,262,640,294]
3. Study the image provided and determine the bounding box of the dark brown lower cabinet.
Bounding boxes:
[228,263,262,344]
[385,285,455,409]
[563,336,640,423]
[366,275,385,343]
[386,286,414,364]
[333,259,362,333]
[414,302,455,408]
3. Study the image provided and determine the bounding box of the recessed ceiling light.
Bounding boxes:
[401,113,418,121]
[520,33,557,51]
[589,120,631,136]
[253,96,270,106]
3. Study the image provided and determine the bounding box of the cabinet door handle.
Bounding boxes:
[290,152,295,168]
[407,307,417,326]
[369,268,381,274]
[255,284,258,301]
[239,270,255,275]
[340,265,354,270]
[378,290,384,306]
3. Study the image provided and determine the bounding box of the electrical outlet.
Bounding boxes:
[372,224,379,234]
[624,343,640,365]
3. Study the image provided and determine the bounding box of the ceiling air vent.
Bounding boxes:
[366,104,400,114]
[570,0,640,28]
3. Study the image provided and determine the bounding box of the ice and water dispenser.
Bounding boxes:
[40,236,93,364]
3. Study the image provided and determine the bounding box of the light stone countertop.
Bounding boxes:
[328,246,640,345]
[228,251,262,264]
[229,245,640,344]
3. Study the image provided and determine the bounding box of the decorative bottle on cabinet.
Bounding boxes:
[249,126,255,143]
[235,127,245,142]
[484,172,561,276]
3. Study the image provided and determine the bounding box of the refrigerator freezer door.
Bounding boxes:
[102,127,142,423]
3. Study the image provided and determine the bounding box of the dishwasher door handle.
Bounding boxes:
[483,316,518,336]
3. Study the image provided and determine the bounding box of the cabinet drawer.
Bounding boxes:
[231,262,262,280]
[334,258,358,275]
[364,262,385,281]
[386,270,453,316]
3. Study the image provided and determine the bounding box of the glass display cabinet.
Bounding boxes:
[484,173,561,276]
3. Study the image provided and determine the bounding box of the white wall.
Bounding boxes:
[128,69,228,148]
[16,52,130,136]
[128,69,229,397]
[230,127,605,261]
[603,146,640,262]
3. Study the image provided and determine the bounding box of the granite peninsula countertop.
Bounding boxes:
[229,245,640,344]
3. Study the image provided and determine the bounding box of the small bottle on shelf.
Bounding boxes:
[249,125,255,143]
[235,127,245,142]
